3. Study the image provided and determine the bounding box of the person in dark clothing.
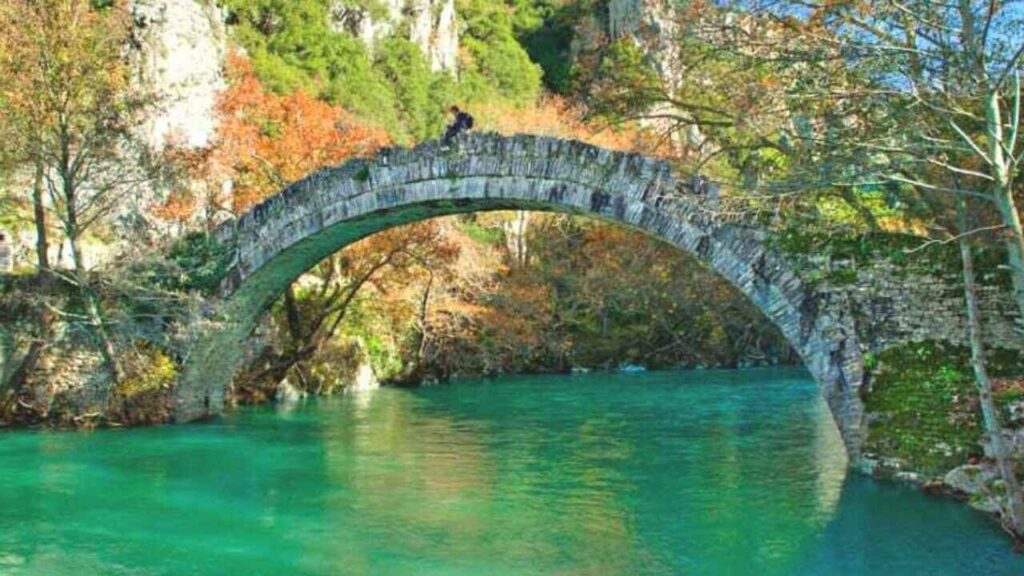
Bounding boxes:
[442,105,474,145]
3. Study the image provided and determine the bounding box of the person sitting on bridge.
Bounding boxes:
[442,105,474,146]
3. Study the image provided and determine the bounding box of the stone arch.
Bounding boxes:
[177,134,866,458]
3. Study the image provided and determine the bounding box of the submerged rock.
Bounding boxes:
[275,379,306,404]
[943,464,1005,513]
[944,464,998,495]
[618,364,646,373]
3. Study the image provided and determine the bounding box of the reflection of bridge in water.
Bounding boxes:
[172,133,1023,461]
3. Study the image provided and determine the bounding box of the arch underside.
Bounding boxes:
[177,135,865,460]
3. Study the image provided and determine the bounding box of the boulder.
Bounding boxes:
[943,464,999,496]
[275,379,306,404]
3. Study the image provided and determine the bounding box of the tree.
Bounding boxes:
[670,1,1024,321]
[0,2,57,271]
[0,0,154,383]
[959,198,1024,540]
[458,0,545,106]
[574,5,800,185]
[730,0,1024,539]
[193,54,459,396]
[217,53,391,212]
[238,221,459,396]
[677,0,1024,539]
[156,53,390,221]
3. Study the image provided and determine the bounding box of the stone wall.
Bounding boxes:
[819,257,1022,354]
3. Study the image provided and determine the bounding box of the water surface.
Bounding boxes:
[0,369,1020,575]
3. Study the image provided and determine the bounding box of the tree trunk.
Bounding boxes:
[67,232,121,386]
[31,162,49,271]
[959,202,1024,539]
[985,89,1024,332]
[416,272,435,363]
[283,286,303,344]
[994,189,1024,332]
[3,341,44,400]
[504,211,530,268]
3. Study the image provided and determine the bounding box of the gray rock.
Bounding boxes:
[275,379,306,404]
[943,464,998,495]
[330,0,457,72]
[132,0,226,149]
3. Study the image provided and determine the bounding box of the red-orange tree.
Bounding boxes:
[216,54,390,212]
[157,54,389,222]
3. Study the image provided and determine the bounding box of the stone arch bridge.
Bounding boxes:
[174,133,1022,461]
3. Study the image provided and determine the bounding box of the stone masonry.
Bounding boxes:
[173,133,1023,462]
[176,133,869,458]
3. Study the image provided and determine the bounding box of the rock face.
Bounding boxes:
[945,464,998,495]
[132,0,226,149]
[944,464,1004,513]
[607,0,680,81]
[331,0,458,73]
[600,0,690,147]
[349,359,380,392]
[411,0,458,73]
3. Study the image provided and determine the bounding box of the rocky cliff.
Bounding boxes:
[331,0,458,72]
[607,0,680,83]
[132,0,227,150]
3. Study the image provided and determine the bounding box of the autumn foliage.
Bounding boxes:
[473,95,662,156]
[157,54,389,221]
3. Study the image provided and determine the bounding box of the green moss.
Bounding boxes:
[864,341,1024,475]
[458,217,503,246]
[825,268,858,285]
[166,232,234,294]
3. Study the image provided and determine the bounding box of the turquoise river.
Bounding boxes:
[1,369,1022,575]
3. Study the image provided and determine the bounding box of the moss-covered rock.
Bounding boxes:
[864,341,1024,476]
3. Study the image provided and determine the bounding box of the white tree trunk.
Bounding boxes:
[959,203,1024,538]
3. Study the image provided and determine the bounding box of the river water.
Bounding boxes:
[0,369,1021,575]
